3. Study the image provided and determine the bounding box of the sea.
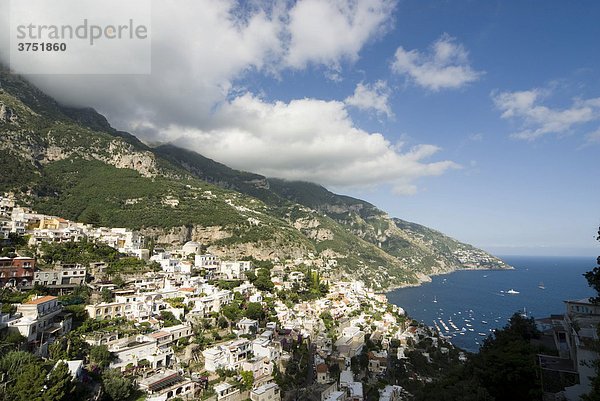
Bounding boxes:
[386,256,598,353]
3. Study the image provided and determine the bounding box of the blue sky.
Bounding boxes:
[4,0,599,256]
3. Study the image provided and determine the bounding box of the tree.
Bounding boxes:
[9,362,45,401]
[0,351,34,380]
[240,370,253,390]
[65,332,90,360]
[320,311,333,330]
[48,340,66,361]
[222,304,241,321]
[160,311,181,327]
[583,227,600,304]
[329,362,340,382]
[582,226,600,400]
[90,345,113,367]
[244,302,264,321]
[101,288,113,303]
[43,361,75,401]
[218,315,229,329]
[102,368,133,401]
[351,356,360,375]
[359,348,370,371]
[253,268,274,292]
[80,209,101,226]
[0,330,27,350]
[111,274,124,288]
[413,313,542,401]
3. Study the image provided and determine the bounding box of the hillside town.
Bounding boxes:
[0,196,459,401]
[1,195,598,401]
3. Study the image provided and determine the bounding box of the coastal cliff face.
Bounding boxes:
[0,72,511,290]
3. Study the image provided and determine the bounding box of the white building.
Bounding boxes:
[138,370,196,401]
[53,360,84,380]
[242,356,273,380]
[6,295,72,356]
[539,298,600,400]
[34,263,86,286]
[219,261,253,280]
[194,254,220,278]
[252,337,281,365]
[181,241,202,256]
[379,385,405,401]
[250,383,280,401]
[188,290,232,318]
[89,227,144,250]
[203,339,251,372]
[214,382,240,401]
[108,333,174,371]
[237,318,259,334]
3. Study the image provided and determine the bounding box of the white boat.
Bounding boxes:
[507,289,519,294]
[433,296,438,303]
[538,282,546,290]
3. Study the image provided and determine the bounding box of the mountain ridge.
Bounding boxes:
[0,71,511,290]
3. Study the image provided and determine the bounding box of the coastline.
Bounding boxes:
[383,256,596,353]
[380,263,515,294]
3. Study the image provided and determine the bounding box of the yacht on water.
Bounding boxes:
[538,282,546,290]
[507,289,520,294]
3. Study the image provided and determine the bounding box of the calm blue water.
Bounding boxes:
[386,256,597,353]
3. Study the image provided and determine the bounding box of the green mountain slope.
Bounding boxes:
[152,142,511,281]
[0,71,510,290]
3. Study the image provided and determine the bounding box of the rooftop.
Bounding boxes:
[138,370,182,392]
[214,382,235,392]
[163,324,189,332]
[150,331,170,339]
[539,355,576,373]
[24,296,58,305]
[252,383,278,395]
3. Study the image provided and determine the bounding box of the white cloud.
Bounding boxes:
[0,0,397,130]
[159,94,459,193]
[344,80,392,117]
[583,128,600,146]
[0,0,459,193]
[391,34,483,91]
[284,0,396,69]
[392,184,418,196]
[492,89,600,140]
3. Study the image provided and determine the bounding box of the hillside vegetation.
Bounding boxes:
[0,71,510,290]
